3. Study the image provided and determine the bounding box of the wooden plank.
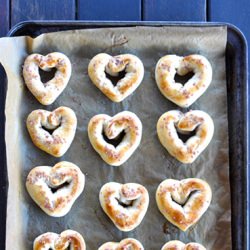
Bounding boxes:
[0,0,9,37]
[11,0,76,27]
[78,0,141,20]
[208,0,250,50]
[143,0,206,21]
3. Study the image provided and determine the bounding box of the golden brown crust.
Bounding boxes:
[98,238,144,250]
[88,53,144,102]
[155,54,212,107]
[33,230,86,250]
[88,111,142,166]
[26,161,85,217]
[157,110,214,163]
[26,106,77,157]
[99,182,149,231]
[161,240,206,250]
[23,52,71,105]
[156,178,212,231]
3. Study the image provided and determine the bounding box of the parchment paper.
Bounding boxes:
[0,26,230,249]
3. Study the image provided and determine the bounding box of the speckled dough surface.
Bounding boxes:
[23,52,72,105]
[33,230,86,250]
[156,178,212,231]
[161,240,206,250]
[157,110,214,163]
[26,161,85,217]
[0,26,230,249]
[88,53,144,102]
[98,238,144,250]
[88,111,142,166]
[155,54,212,108]
[99,182,149,231]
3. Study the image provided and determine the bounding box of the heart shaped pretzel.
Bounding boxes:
[155,54,212,107]
[88,53,144,102]
[26,161,85,217]
[157,110,214,163]
[26,106,77,157]
[161,240,206,250]
[23,52,72,105]
[99,182,149,231]
[33,230,86,250]
[88,111,142,166]
[98,238,144,250]
[156,178,212,231]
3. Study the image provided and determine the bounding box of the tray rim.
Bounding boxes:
[2,21,249,250]
[6,20,249,41]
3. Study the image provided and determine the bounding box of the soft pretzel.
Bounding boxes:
[155,54,212,107]
[99,182,149,231]
[98,238,144,250]
[26,106,77,157]
[33,230,86,250]
[23,52,71,105]
[26,161,85,217]
[88,111,142,166]
[88,53,144,102]
[161,240,206,250]
[156,178,212,231]
[157,110,214,163]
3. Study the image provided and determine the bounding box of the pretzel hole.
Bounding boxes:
[116,198,135,208]
[42,124,61,135]
[49,181,70,193]
[39,67,57,84]
[174,71,194,85]
[102,130,126,147]
[177,128,197,143]
[171,190,198,206]
[105,70,126,87]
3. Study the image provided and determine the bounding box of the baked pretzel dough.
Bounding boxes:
[156,178,212,231]
[157,110,214,163]
[26,161,85,217]
[26,106,77,157]
[99,182,149,231]
[98,238,144,250]
[88,111,142,166]
[33,230,86,250]
[23,52,72,105]
[88,53,144,102]
[155,54,212,107]
[161,240,206,250]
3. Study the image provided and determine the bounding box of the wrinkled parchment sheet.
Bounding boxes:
[0,26,230,249]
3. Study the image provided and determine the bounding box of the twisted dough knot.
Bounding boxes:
[98,238,144,250]
[26,161,85,217]
[161,240,206,250]
[99,182,149,231]
[33,230,86,250]
[156,178,212,231]
[26,106,77,157]
[88,111,142,166]
[88,53,144,102]
[155,54,212,107]
[157,110,214,163]
[23,52,71,105]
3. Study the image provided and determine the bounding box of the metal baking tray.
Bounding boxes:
[0,21,248,249]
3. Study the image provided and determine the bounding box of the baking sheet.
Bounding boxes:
[0,26,230,249]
